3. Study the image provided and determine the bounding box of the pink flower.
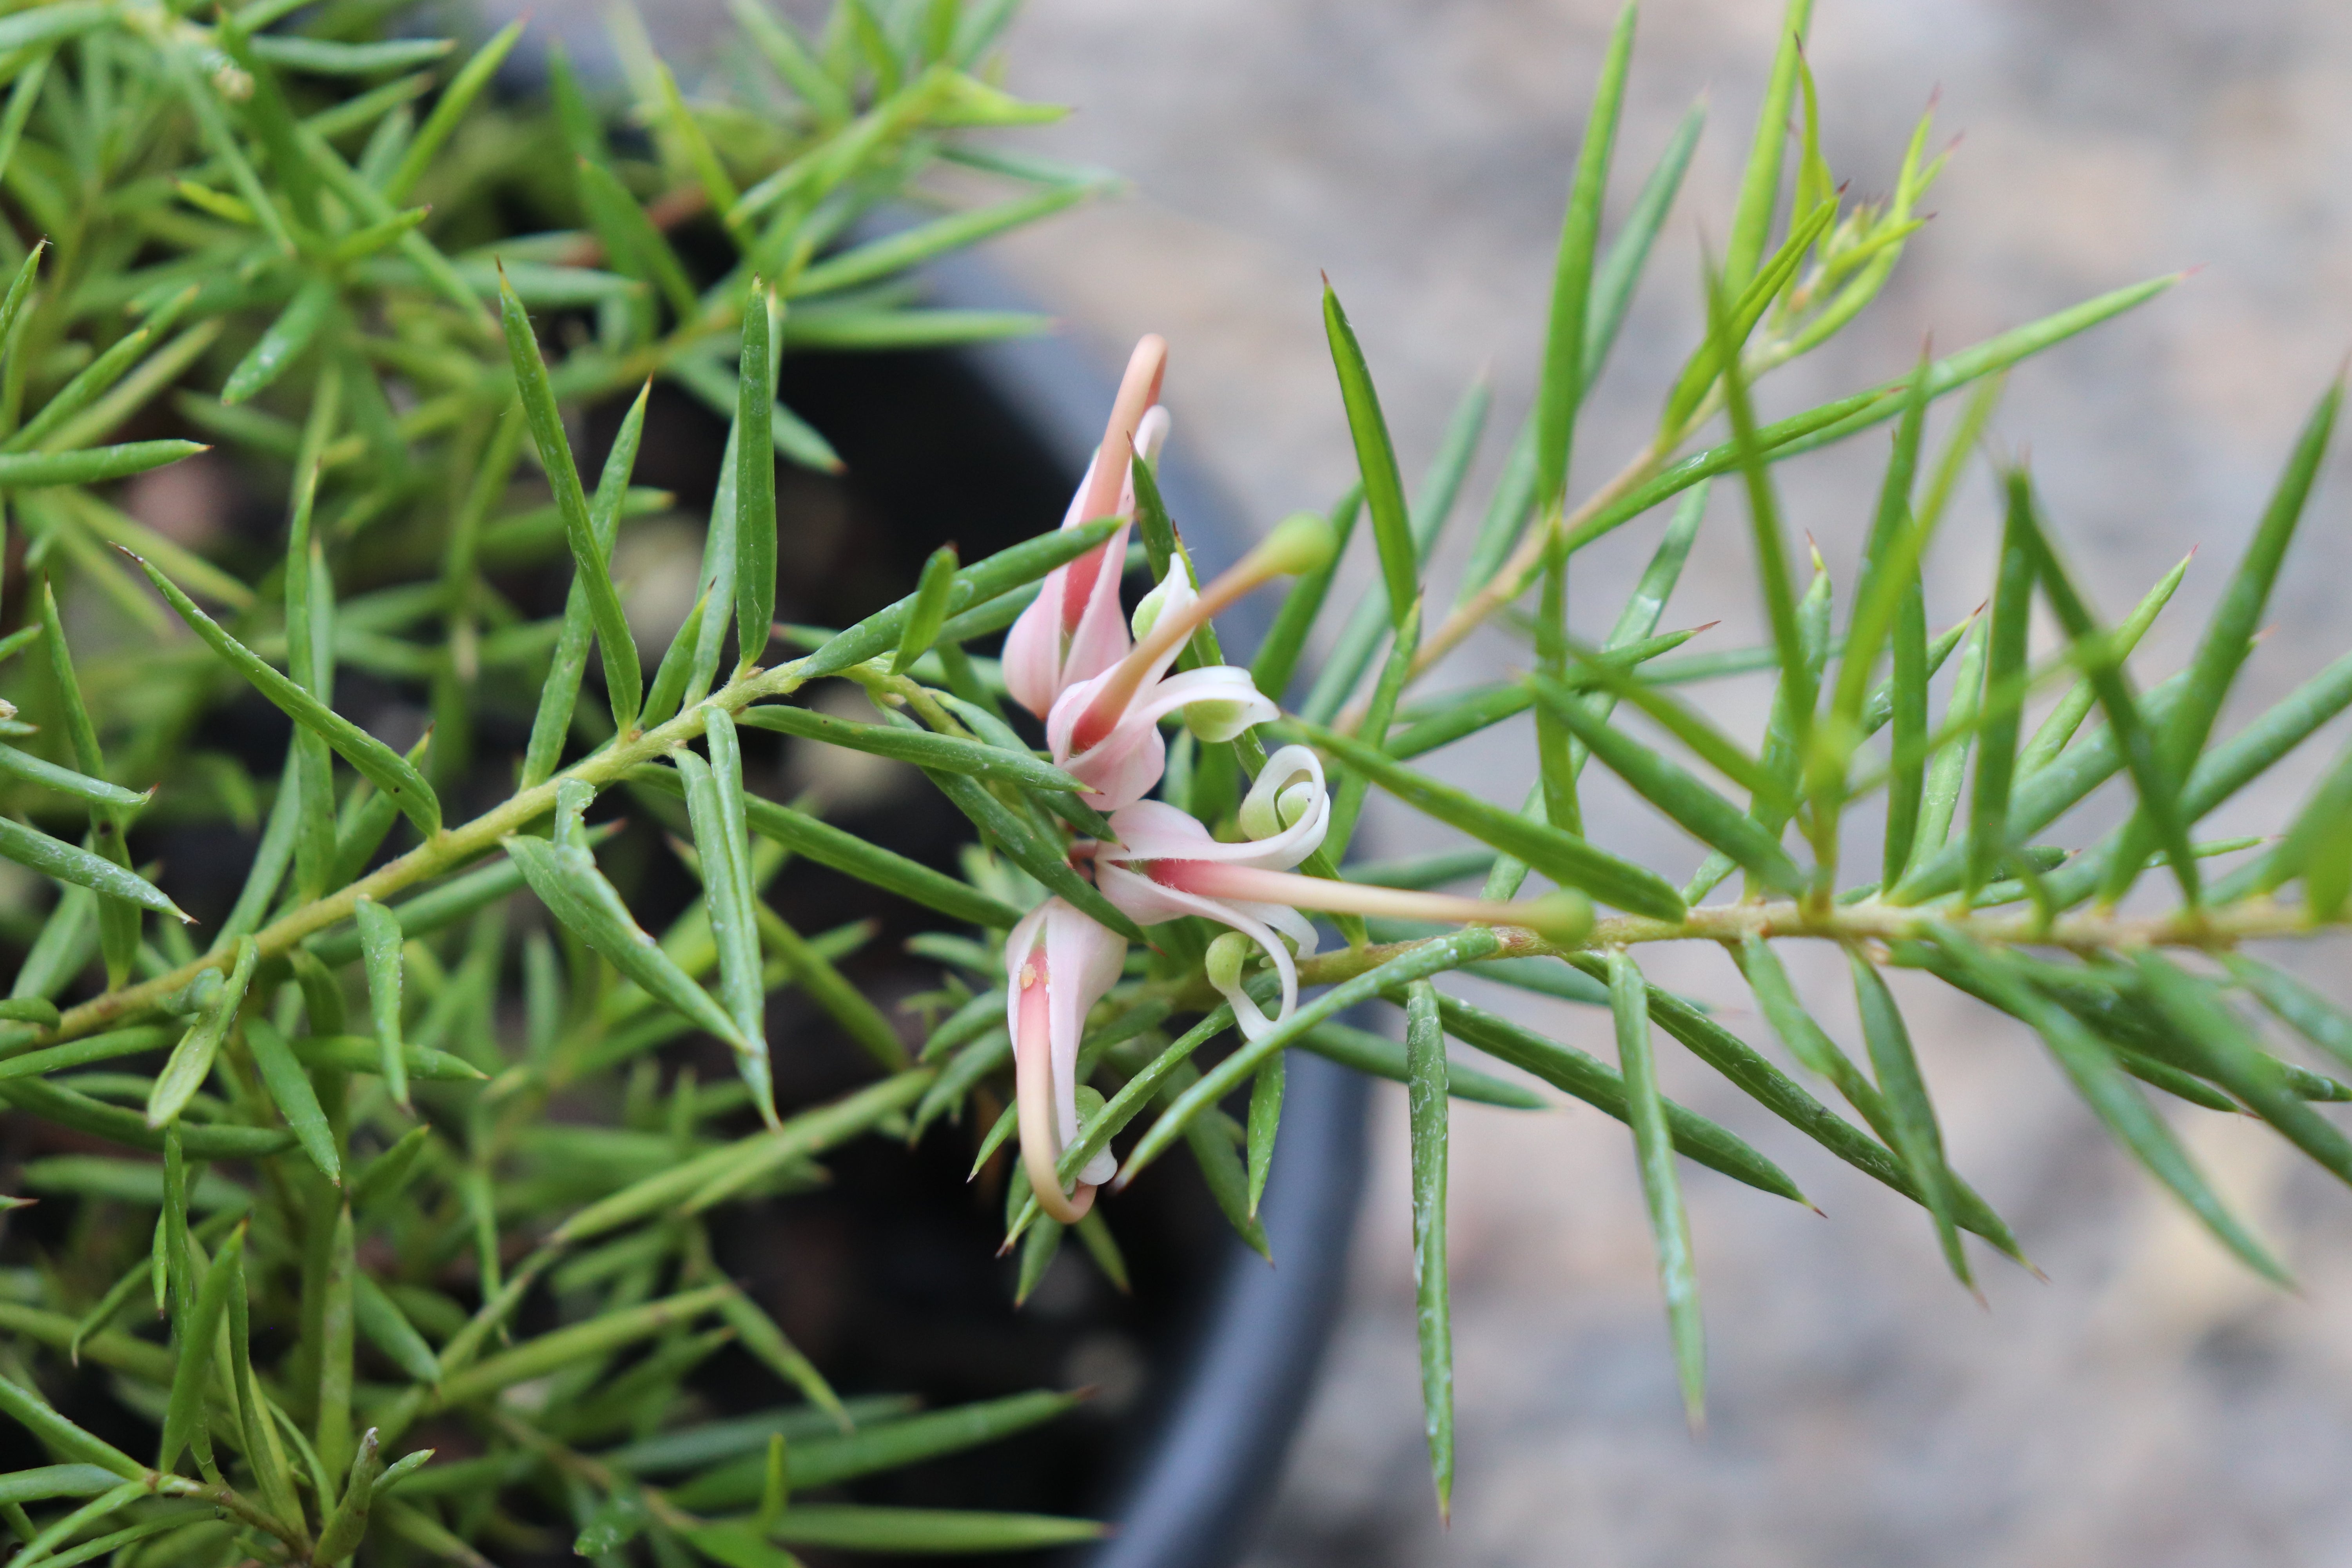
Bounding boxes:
[1002,336,1171,719]
[1045,568,1279,813]
[1005,896,1128,1224]
[1097,746,1595,1038]
[1096,746,1332,1038]
[1045,512,1335,813]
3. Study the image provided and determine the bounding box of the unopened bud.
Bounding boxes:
[1205,931,1254,994]
[1239,745,1325,840]
[1131,576,1182,642]
[1249,511,1337,579]
[1184,697,1257,743]
[1512,890,1594,946]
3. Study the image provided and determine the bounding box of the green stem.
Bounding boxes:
[1275,895,2326,1000]
[42,659,815,1045]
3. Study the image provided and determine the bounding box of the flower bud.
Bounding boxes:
[1131,575,1182,642]
[1184,698,1258,743]
[1513,889,1595,945]
[1205,930,1255,995]
[1248,511,1338,579]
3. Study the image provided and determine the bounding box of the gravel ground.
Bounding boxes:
[509,3,2352,1561]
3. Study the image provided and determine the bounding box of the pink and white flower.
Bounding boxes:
[1096,746,1332,1038]
[1044,512,1334,813]
[1002,336,1171,719]
[1045,568,1279,813]
[1005,896,1129,1223]
[1097,745,1595,1038]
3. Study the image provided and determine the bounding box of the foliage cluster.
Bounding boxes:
[0,0,2334,1556]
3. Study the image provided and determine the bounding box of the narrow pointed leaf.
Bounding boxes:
[626,766,1019,928]
[1723,0,1816,287]
[499,272,642,737]
[736,284,779,671]
[159,1226,243,1474]
[1290,719,1686,920]
[1432,991,1806,1203]
[735,703,1081,789]
[2137,953,2352,1191]
[1534,4,1633,516]
[1849,952,1970,1286]
[355,895,409,1111]
[1610,951,1704,1425]
[134,555,441,838]
[526,382,654,786]
[1322,284,1416,627]
[1934,931,2286,1283]
[147,938,258,1131]
[503,833,748,1051]
[1403,982,1453,1514]
[2006,475,2197,903]
[243,1019,338,1183]
[1528,675,1804,891]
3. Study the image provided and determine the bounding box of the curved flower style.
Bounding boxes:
[1045,567,1279,812]
[1098,745,1595,1039]
[1044,511,1332,812]
[1002,335,1171,718]
[1005,896,1128,1224]
[1096,746,1333,1038]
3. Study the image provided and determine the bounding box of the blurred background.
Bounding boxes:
[507,2,2352,1562]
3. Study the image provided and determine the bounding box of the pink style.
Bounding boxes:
[1095,746,1332,1039]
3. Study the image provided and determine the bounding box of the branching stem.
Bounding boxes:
[37,659,816,1046]
[1282,895,2322,995]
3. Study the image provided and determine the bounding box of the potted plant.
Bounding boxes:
[0,0,2347,1565]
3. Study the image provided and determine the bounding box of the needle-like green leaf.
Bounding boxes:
[135,554,442,839]
[1723,0,1816,289]
[735,702,1081,790]
[1322,282,1416,628]
[1534,3,1633,520]
[1403,980,1454,1515]
[2019,553,2189,778]
[2137,953,2352,1191]
[1964,474,2038,901]
[503,829,748,1053]
[1529,675,1804,892]
[1289,719,1686,920]
[1711,263,1813,779]
[736,283,779,671]
[1849,951,1970,1287]
[381,19,525,203]
[158,1224,243,1474]
[354,895,409,1111]
[1610,951,1704,1426]
[243,1018,337,1184]
[221,275,334,405]
[677,735,777,1122]
[526,380,652,786]
[626,764,1019,928]
[2107,378,2342,897]
[1935,929,2286,1283]
[2007,474,2198,904]
[499,269,642,739]
[1432,990,1805,1203]
[1244,1054,1285,1221]
[147,938,259,1131]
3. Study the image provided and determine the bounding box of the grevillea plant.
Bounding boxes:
[0,0,2338,1556]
